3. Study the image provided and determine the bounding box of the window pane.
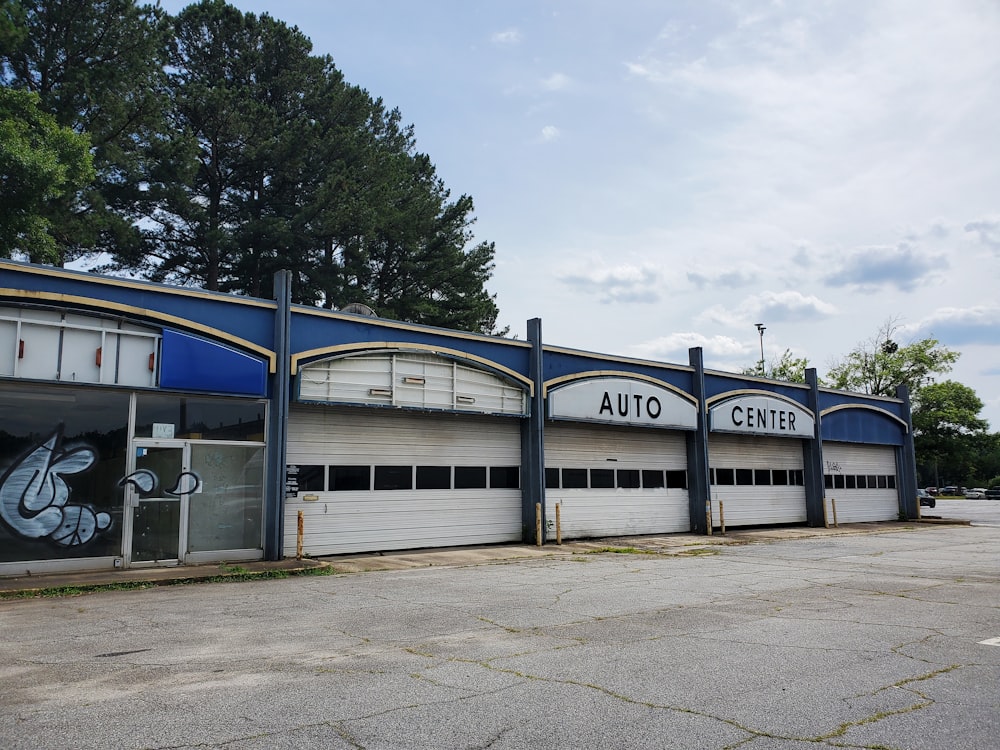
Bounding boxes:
[545,467,560,489]
[666,470,687,489]
[867,475,878,489]
[189,444,264,552]
[846,475,857,489]
[135,394,266,441]
[642,470,665,489]
[293,465,325,492]
[374,466,412,490]
[329,465,371,491]
[416,466,451,490]
[490,466,519,489]
[754,469,771,486]
[735,468,754,485]
[792,470,804,486]
[877,475,888,489]
[562,468,588,488]
[616,469,640,489]
[716,468,735,486]
[887,475,896,489]
[455,466,487,489]
[824,474,833,489]
[0,384,128,563]
[591,469,615,488]
[773,469,789,486]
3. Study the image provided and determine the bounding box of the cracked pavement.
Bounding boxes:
[1,523,998,749]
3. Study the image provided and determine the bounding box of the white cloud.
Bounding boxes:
[540,72,572,91]
[698,291,837,327]
[540,125,561,142]
[908,306,1000,346]
[630,332,750,364]
[965,217,1000,252]
[491,29,521,46]
[823,244,945,293]
[558,262,662,304]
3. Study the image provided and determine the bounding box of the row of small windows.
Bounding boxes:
[824,474,896,490]
[710,468,805,486]
[545,468,688,490]
[293,465,520,492]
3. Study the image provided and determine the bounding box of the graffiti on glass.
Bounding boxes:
[0,426,203,549]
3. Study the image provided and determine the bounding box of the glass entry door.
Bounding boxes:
[128,444,189,565]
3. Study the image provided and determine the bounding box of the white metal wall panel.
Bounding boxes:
[544,422,690,538]
[708,434,807,527]
[285,405,522,555]
[822,443,899,522]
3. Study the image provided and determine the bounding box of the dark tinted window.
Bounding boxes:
[330,465,370,491]
[642,470,665,488]
[715,468,735,485]
[416,466,451,490]
[774,469,789,486]
[887,476,896,489]
[545,468,560,489]
[294,465,325,492]
[591,469,615,488]
[455,466,487,489]
[374,465,412,490]
[617,469,640,489]
[562,468,588,488]
[824,474,834,489]
[490,466,520,489]
[754,469,771,486]
[846,475,857,489]
[735,468,754,485]
[666,470,687,489]
[877,475,888,489]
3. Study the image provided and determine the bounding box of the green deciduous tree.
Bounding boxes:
[0,0,171,263]
[741,348,810,383]
[0,87,94,260]
[826,318,958,397]
[913,380,989,486]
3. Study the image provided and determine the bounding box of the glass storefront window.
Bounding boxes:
[187,444,264,553]
[135,394,266,441]
[0,384,128,562]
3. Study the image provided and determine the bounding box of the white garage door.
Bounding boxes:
[822,443,899,523]
[544,422,690,539]
[708,434,807,527]
[285,405,522,556]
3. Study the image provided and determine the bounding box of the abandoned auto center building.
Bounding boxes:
[0,260,919,576]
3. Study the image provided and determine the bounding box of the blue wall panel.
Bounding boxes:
[542,348,694,392]
[160,329,268,396]
[821,408,905,446]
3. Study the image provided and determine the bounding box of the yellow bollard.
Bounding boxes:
[831,498,838,527]
[719,500,726,536]
[536,502,542,546]
[823,496,829,528]
[706,501,713,536]
[555,502,562,545]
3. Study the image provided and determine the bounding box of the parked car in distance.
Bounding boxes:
[965,488,987,499]
[939,485,959,496]
[985,487,1000,500]
[925,486,938,496]
[917,489,936,508]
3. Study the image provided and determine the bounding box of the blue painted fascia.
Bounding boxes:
[541,347,694,393]
[703,370,811,407]
[160,329,268,397]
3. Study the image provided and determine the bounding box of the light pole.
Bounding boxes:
[755,323,766,376]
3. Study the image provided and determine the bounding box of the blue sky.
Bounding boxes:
[160,0,1000,427]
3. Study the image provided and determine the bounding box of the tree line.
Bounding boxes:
[744,319,998,490]
[0,0,502,333]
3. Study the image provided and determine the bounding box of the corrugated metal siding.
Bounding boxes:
[544,422,690,538]
[285,405,522,555]
[708,434,807,527]
[822,442,898,522]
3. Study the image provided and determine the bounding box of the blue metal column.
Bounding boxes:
[264,270,292,560]
[686,347,710,534]
[896,384,919,519]
[521,318,546,544]
[803,368,826,526]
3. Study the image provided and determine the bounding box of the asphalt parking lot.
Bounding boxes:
[1,516,998,750]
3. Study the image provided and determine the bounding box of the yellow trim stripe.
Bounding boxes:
[292,341,534,395]
[543,370,698,404]
[0,289,277,373]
